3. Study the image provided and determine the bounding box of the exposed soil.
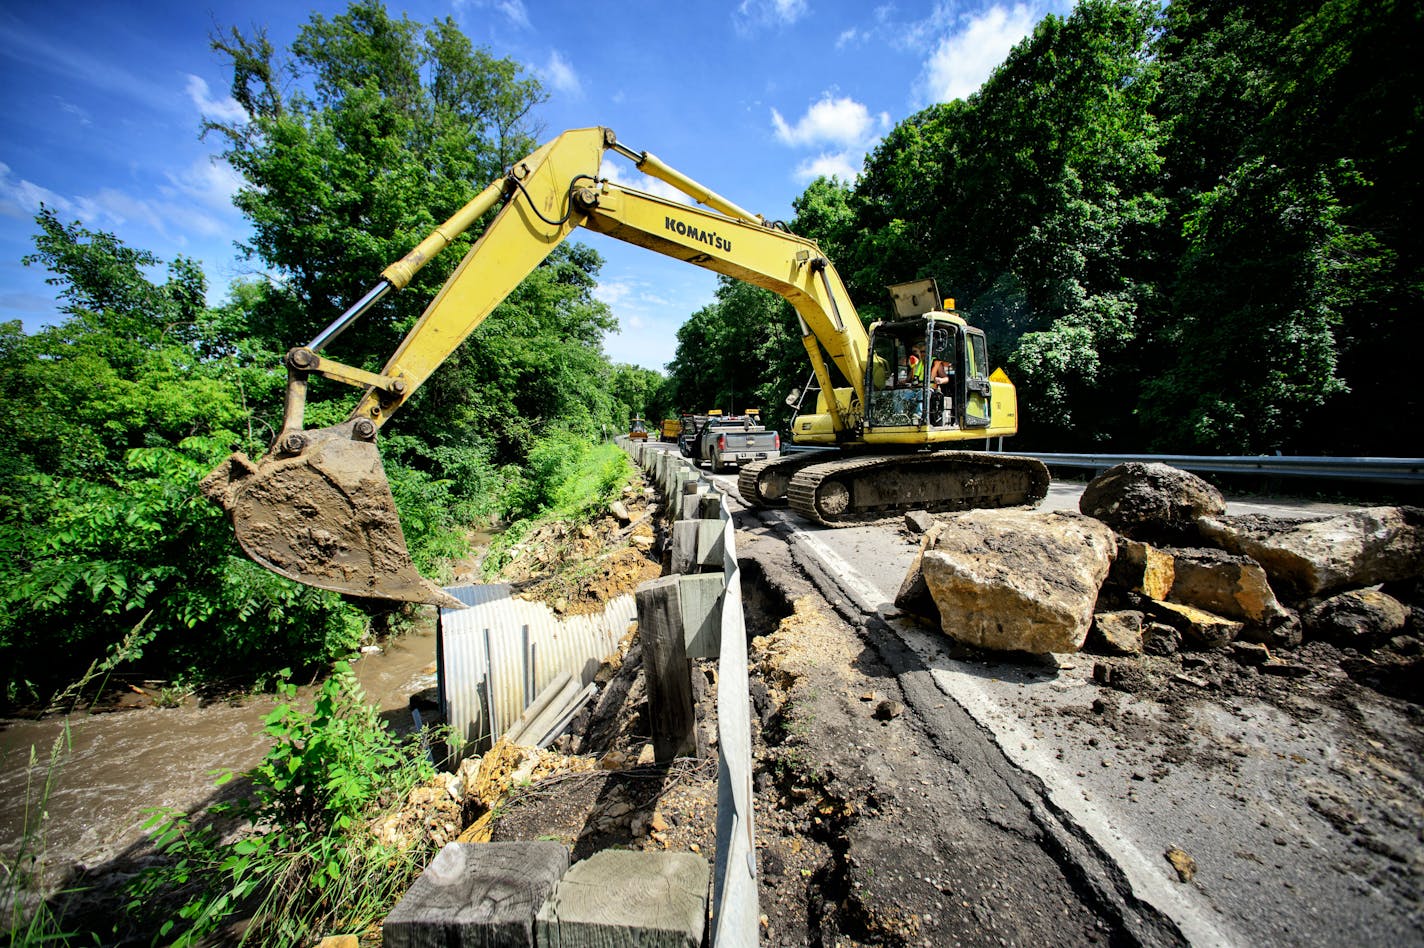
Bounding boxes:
[446,471,1174,946]
[16,462,1420,945]
[451,466,1424,946]
[470,484,663,615]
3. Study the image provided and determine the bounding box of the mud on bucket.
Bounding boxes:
[201,420,464,609]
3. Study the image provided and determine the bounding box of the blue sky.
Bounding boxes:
[0,0,1070,370]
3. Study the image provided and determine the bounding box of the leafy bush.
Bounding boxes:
[126,664,439,945]
[0,432,366,702]
[482,430,633,575]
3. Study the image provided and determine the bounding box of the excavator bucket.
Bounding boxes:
[201,421,464,609]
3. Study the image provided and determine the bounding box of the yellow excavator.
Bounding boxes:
[201,127,1048,607]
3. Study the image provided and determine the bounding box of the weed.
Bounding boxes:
[128,663,441,945]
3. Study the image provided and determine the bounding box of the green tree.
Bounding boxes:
[208,2,637,471]
[666,276,797,428]
[0,214,363,701]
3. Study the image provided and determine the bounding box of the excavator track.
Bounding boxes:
[786,451,1050,527]
[736,453,833,507]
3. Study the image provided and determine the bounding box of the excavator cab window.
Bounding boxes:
[865,324,929,428]
[928,325,958,429]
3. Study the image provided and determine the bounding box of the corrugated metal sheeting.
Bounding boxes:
[437,583,636,754]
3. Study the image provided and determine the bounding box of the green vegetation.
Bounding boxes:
[483,435,635,576]
[666,0,1422,456]
[4,0,1418,937]
[0,2,661,703]
[122,664,440,945]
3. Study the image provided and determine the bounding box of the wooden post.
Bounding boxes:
[698,492,722,520]
[635,576,697,761]
[536,850,710,948]
[678,573,725,659]
[383,841,569,947]
[671,520,724,574]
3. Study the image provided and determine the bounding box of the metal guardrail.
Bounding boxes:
[617,437,759,947]
[785,443,1424,487]
[1023,453,1424,486]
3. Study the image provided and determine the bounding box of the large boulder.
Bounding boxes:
[1166,547,1292,636]
[1079,462,1226,540]
[912,510,1117,654]
[1197,506,1424,601]
[1303,589,1409,646]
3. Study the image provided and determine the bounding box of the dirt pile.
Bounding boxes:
[490,483,662,615]
[430,467,722,875]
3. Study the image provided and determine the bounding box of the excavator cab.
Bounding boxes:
[865,280,969,432]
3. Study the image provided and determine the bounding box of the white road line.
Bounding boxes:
[767,508,1241,947]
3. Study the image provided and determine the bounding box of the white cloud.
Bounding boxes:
[0,162,89,220]
[458,0,531,29]
[602,164,692,206]
[542,51,582,97]
[771,95,889,149]
[498,0,532,29]
[734,0,808,33]
[185,74,247,123]
[0,159,234,242]
[793,152,861,184]
[835,28,863,49]
[918,3,1039,104]
[54,97,91,126]
[593,280,633,306]
[0,20,174,114]
[163,157,244,212]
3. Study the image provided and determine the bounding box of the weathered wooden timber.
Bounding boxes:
[535,850,711,948]
[382,841,569,947]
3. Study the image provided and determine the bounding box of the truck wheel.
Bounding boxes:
[711,453,725,474]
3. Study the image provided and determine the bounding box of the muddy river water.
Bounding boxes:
[0,623,440,892]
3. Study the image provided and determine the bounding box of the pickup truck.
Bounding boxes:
[692,415,781,473]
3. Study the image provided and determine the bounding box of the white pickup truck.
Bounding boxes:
[692,415,781,473]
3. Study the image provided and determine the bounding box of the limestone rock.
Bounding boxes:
[916,510,1117,654]
[1090,610,1144,655]
[1166,547,1290,634]
[1079,462,1226,540]
[894,523,945,619]
[904,509,935,535]
[1304,589,1410,646]
[1197,506,1424,600]
[1146,600,1243,650]
[1142,622,1182,656]
[1108,537,1175,600]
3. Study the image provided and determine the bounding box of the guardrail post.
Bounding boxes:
[678,574,724,659]
[535,851,709,946]
[635,576,698,762]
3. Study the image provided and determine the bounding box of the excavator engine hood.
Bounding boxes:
[201,422,463,609]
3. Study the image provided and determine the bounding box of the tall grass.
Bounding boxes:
[2,616,151,943]
[126,664,443,945]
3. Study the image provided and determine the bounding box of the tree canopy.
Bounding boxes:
[668,0,1421,457]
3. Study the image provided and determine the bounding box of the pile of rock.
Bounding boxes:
[898,462,1424,662]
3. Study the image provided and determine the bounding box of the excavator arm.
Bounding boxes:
[202,127,870,605]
